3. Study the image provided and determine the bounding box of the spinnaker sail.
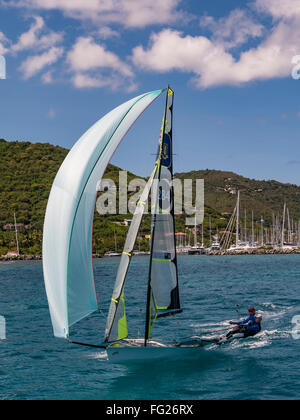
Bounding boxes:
[43,89,164,339]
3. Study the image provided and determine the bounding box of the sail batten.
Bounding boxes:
[43,89,164,339]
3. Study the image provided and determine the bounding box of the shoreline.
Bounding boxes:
[206,248,300,256]
[1,248,300,262]
[0,254,104,261]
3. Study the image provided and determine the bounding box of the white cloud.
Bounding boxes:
[11,16,63,53]
[20,46,63,79]
[3,0,300,90]
[1,16,64,81]
[68,36,133,77]
[0,32,10,54]
[200,9,264,49]
[132,1,300,90]
[254,0,300,19]
[72,73,112,89]
[67,36,135,90]
[98,26,120,40]
[48,107,56,118]
[2,0,185,28]
[132,29,235,85]
[42,70,54,84]
[72,73,137,92]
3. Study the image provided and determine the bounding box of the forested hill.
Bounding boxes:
[0,138,68,231]
[0,138,299,255]
[0,138,132,229]
[0,138,135,255]
[175,169,300,225]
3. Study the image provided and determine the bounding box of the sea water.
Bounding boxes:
[0,255,299,400]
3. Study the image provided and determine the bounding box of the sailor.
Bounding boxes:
[224,307,262,340]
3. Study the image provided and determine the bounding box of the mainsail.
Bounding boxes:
[105,87,181,346]
[43,90,164,339]
[145,87,181,343]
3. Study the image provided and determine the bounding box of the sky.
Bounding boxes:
[0,0,300,184]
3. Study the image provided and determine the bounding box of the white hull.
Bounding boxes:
[106,338,212,363]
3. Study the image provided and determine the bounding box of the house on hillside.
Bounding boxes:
[3,223,25,232]
[5,250,19,258]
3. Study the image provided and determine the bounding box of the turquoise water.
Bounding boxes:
[0,255,299,400]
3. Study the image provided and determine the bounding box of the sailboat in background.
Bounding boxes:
[226,191,254,251]
[104,227,122,257]
[188,211,205,255]
[43,87,209,363]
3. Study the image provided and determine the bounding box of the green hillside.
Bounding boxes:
[175,169,300,226]
[1,139,299,256]
[0,138,146,255]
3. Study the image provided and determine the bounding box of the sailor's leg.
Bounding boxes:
[226,326,240,339]
[243,330,257,338]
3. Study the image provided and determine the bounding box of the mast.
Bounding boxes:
[282,203,286,247]
[252,211,254,246]
[14,212,20,256]
[236,191,240,247]
[260,216,264,247]
[287,208,291,244]
[244,208,247,243]
[194,211,197,248]
[272,214,274,245]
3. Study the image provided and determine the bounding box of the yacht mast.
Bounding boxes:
[260,216,264,246]
[14,212,20,256]
[194,211,197,248]
[282,203,286,247]
[236,191,240,247]
[252,210,254,245]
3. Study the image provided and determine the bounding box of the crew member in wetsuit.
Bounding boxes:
[225,307,262,340]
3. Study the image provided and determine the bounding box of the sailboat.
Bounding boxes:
[43,87,211,363]
[104,226,122,257]
[188,212,205,255]
[5,212,20,258]
[227,191,253,251]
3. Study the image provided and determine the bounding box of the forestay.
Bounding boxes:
[43,90,164,339]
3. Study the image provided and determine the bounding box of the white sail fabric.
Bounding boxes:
[43,90,164,339]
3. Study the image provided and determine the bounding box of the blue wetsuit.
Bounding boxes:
[227,315,261,339]
[235,315,261,335]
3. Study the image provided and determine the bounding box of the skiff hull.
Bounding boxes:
[106,339,213,363]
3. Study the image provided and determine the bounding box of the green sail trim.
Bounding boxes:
[148,286,158,339]
[117,289,128,341]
